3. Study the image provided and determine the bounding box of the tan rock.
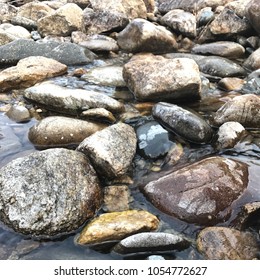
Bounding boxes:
[0,56,67,92]
[218,77,245,91]
[81,108,116,123]
[77,210,159,245]
[244,47,260,71]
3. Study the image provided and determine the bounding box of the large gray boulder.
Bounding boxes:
[123,54,201,101]
[77,123,137,179]
[143,156,248,225]
[0,148,102,238]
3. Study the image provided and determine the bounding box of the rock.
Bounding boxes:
[24,82,124,115]
[82,8,129,35]
[81,108,116,123]
[143,0,155,13]
[243,47,260,71]
[246,0,260,35]
[160,9,196,38]
[5,105,30,123]
[76,210,159,245]
[0,148,102,237]
[89,0,147,19]
[81,66,126,87]
[38,3,83,37]
[17,2,54,22]
[0,4,17,23]
[197,227,259,260]
[117,19,178,54]
[0,24,31,40]
[136,120,176,159]
[113,232,190,255]
[77,123,137,179]
[0,39,96,66]
[103,185,131,212]
[240,69,260,94]
[71,32,119,52]
[192,41,245,59]
[214,94,260,128]
[143,156,248,225]
[123,55,201,101]
[218,77,245,91]
[28,116,107,148]
[225,0,252,18]
[216,122,246,149]
[209,8,252,36]
[68,0,91,9]
[146,255,165,260]
[153,102,213,144]
[11,16,37,31]
[0,56,67,92]
[197,7,215,27]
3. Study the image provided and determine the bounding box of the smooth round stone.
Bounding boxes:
[218,77,245,91]
[81,108,116,123]
[5,105,30,123]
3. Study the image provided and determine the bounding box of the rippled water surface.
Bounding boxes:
[0,61,259,260]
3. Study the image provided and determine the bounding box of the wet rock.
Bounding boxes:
[77,123,137,179]
[216,122,246,149]
[103,185,131,212]
[0,39,96,66]
[28,116,106,148]
[123,55,201,101]
[17,2,54,22]
[82,8,129,35]
[24,82,124,115]
[81,66,126,87]
[0,148,102,237]
[243,47,260,71]
[143,156,249,225]
[197,7,215,27]
[246,0,260,35]
[153,102,213,144]
[38,3,83,37]
[218,77,245,91]
[197,227,259,260]
[89,0,147,19]
[81,108,116,123]
[113,232,190,255]
[0,56,67,92]
[5,105,30,123]
[136,120,176,159]
[214,94,260,128]
[209,8,252,36]
[0,4,17,23]
[160,9,196,38]
[192,41,245,59]
[71,32,119,52]
[117,19,178,54]
[77,210,159,245]
[240,69,260,94]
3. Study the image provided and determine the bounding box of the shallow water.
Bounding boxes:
[0,61,259,260]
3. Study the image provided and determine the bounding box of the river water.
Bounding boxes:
[0,60,259,260]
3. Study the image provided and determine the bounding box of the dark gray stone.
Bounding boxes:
[0,39,96,66]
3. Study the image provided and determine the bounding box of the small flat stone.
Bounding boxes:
[5,105,31,123]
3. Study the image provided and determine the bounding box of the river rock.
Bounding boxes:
[0,148,102,237]
[143,156,248,225]
[123,55,201,101]
[192,41,245,59]
[216,122,246,149]
[0,30,16,46]
[0,24,31,40]
[246,0,260,35]
[197,7,215,27]
[197,227,259,260]
[243,47,260,71]
[17,2,54,22]
[82,8,129,35]
[0,39,96,66]
[5,105,30,123]
[24,82,124,115]
[113,232,190,255]
[81,66,126,87]
[77,210,159,245]
[38,3,83,37]
[68,0,91,8]
[153,102,213,144]
[218,77,245,91]
[117,19,178,54]
[0,56,67,92]
[89,0,147,19]
[240,69,260,94]
[136,120,176,159]
[0,4,17,23]
[71,32,119,52]
[214,94,260,128]
[28,116,107,148]
[160,9,196,38]
[81,108,116,123]
[77,123,137,179]
[209,8,252,36]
